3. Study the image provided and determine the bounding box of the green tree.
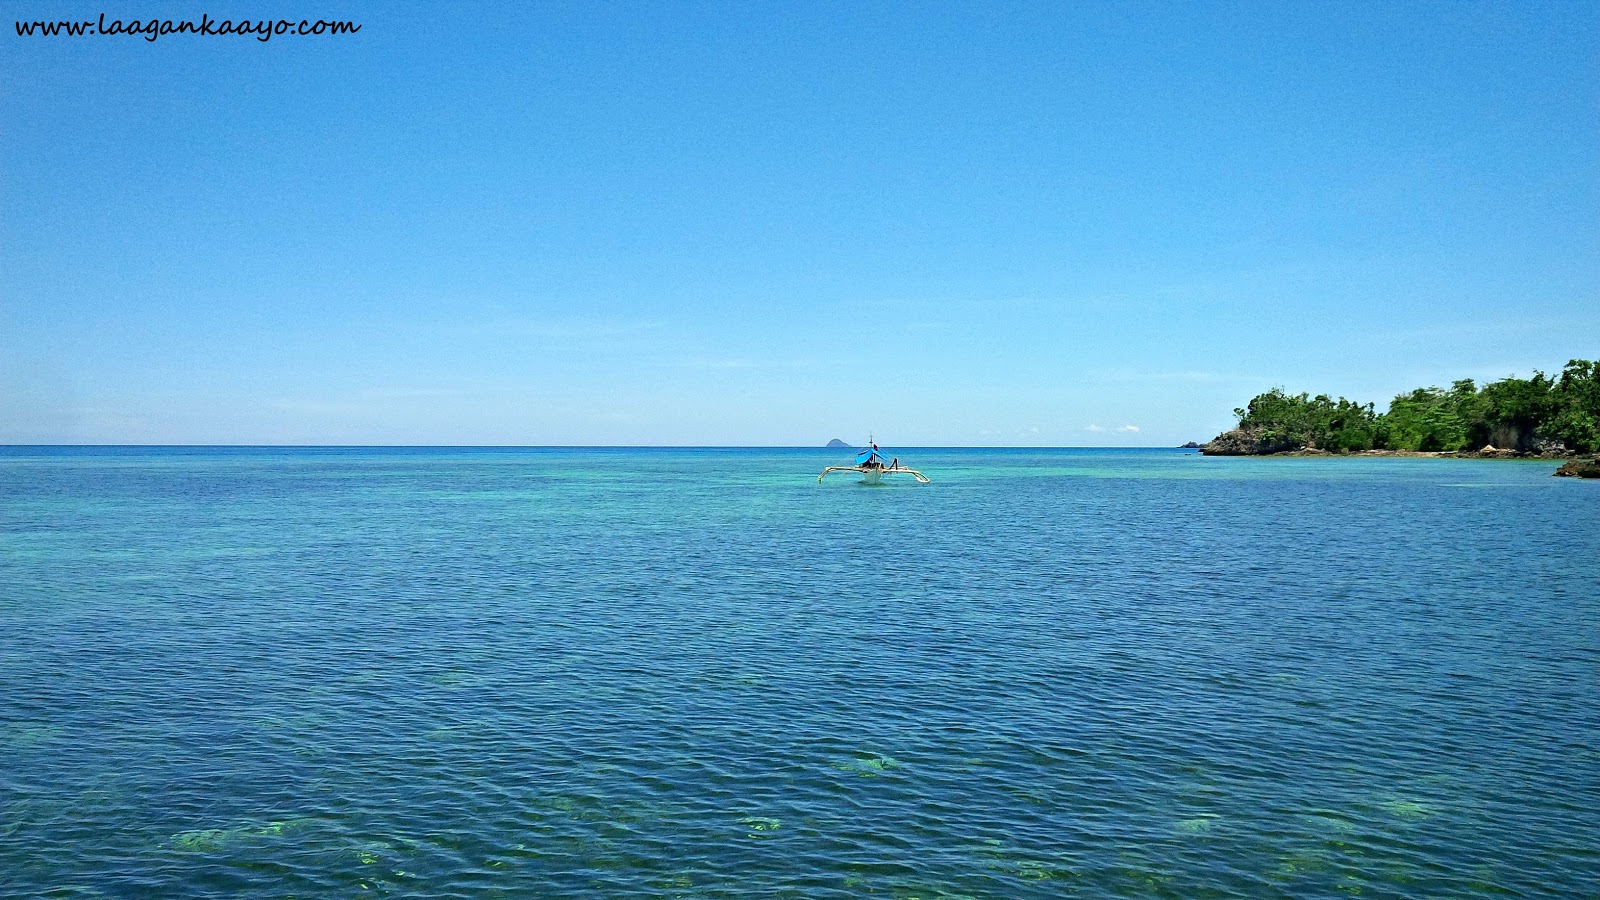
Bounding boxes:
[1469,371,1556,451]
[1547,359,1600,452]
[1234,389,1378,451]
[1379,384,1473,451]
[1218,360,1594,455]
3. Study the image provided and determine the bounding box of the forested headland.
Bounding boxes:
[1203,359,1600,457]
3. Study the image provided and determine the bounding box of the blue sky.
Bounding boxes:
[3,1,1595,445]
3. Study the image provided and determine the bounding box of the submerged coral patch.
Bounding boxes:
[739,816,780,837]
[1175,814,1218,834]
[834,754,904,777]
[1379,799,1433,820]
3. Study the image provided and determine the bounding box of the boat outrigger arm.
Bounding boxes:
[817,464,930,484]
[818,442,930,484]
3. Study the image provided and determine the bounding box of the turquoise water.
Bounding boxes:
[2,446,1597,898]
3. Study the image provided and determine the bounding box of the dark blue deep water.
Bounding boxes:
[2,447,1597,898]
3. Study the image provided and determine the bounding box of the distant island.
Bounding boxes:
[825,438,852,449]
[1202,359,1599,465]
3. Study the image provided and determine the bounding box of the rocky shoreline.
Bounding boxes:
[1242,447,1573,460]
[1198,428,1598,476]
[1202,426,1573,458]
[1554,458,1600,478]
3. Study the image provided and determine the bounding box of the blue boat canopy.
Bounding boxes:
[855,448,887,466]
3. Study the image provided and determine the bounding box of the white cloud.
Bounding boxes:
[1119,424,1141,432]
[1085,424,1106,432]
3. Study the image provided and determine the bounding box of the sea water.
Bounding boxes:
[1,447,1596,898]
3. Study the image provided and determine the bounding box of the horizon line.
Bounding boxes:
[0,443,1194,450]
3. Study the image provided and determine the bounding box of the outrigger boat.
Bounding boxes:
[818,440,930,485]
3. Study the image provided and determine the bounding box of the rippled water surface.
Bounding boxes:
[3,447,1597,898]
